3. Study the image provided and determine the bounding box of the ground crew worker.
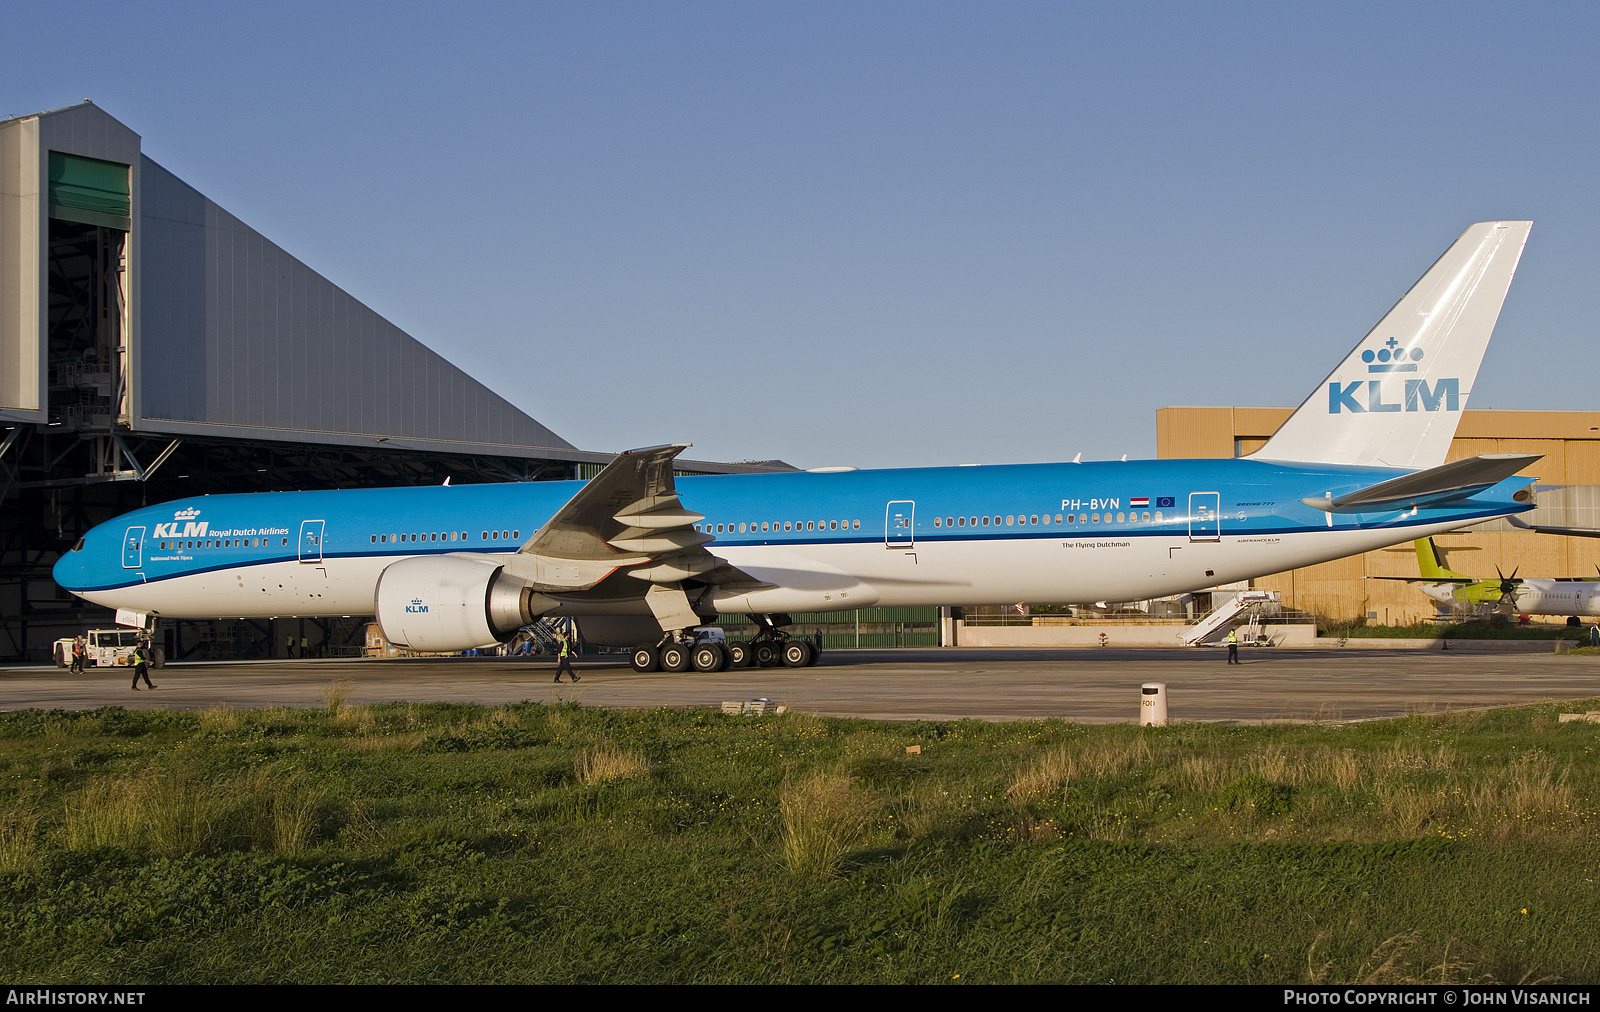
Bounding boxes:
[1225,628,1239,665]
[130,639,156,690]
[553,636,580,683]
[286,633,295,658]
[301,635,309,658]
[70,636,86,673]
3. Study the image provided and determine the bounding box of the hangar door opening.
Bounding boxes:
[46,153,130,435]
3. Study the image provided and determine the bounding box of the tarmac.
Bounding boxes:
[3,645,1599,723]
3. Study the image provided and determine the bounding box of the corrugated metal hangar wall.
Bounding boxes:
[0,102,771,662]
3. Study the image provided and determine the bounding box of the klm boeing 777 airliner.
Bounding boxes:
[54,222,1540,671]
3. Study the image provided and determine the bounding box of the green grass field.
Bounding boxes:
[3,689,1599,983]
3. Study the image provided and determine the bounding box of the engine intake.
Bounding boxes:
[375,555,550,652]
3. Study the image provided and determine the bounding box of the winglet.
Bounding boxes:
[1253,221,1532,470]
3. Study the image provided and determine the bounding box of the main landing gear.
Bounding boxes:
[628,616,822,673]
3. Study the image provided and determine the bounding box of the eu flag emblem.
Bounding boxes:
[1156,497,1175,508]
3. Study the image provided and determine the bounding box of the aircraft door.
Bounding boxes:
[122,526,146,569]
[299,520,326,563]
[886,501,915,549]
[1188,493,1221,542]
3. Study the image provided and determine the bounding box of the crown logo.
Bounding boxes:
[174,507,202,519]
[1362,337,1422,373]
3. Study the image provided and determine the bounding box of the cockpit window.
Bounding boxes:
[72,537,85,552]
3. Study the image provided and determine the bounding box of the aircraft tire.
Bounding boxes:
[630,645,660,673]
[804,642,820,666]
[753,641,780,667]
[727,641,751,667]
[691,643,725,672]
[152,647,166,669]
[54,644,68,668]
[661,643,691,672]
[781,641,811,668]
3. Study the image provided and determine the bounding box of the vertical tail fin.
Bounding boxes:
[1252,221,1531,470]
[1414,538,1471,580]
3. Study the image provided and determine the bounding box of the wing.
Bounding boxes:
[1367,576,1478,584]
[1507,515,1600,540]
[497,443,766,591]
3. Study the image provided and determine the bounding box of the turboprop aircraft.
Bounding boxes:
[54,221,1540,672]
[1380,537,1600,623]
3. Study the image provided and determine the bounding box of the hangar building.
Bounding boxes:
[0,102,778,661]
[1157,406,1600,625]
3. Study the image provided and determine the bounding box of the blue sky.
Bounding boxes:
[4,2,1596,468]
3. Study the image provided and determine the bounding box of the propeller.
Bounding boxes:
[1495,566,1523,613]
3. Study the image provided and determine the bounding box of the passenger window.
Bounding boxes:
[852,520,860,529]
[981,516,990,526]
[1154,511,1163,522]
[956,517,965,526]
[1005,516,1014,526]
[830,521,837,530]
[806,521,814,531]
[513,530,519,539]
[1116,512,1125,523]
[1065,515,1074,524]
[934,517,942,527]
[1142,511,1150,522]
[1079,514,1087,523]
[1030,515,1038,525]
[1092,514,1100,523]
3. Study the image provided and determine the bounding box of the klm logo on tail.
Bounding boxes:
[1328,338,1459,414]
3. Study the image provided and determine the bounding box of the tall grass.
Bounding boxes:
[0,807,38,872]
[60,764,325,856]
[321,679,355,710]
[779,771,878,877]
[574,746,649,785]
[6,698,1600,983]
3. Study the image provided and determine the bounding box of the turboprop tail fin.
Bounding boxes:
[1414,537,1472,581]
[1251,221,1532,470]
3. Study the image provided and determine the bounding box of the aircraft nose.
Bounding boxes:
[52,533,91,591]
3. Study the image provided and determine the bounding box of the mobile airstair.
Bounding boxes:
[1181,590,1280,646]
[520,616,569,655]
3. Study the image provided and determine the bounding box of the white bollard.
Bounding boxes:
[1140,682,1167,727]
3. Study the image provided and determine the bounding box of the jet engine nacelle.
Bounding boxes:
[375,555,550,652]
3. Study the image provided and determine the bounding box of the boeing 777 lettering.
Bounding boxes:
[53,222,1540,670]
